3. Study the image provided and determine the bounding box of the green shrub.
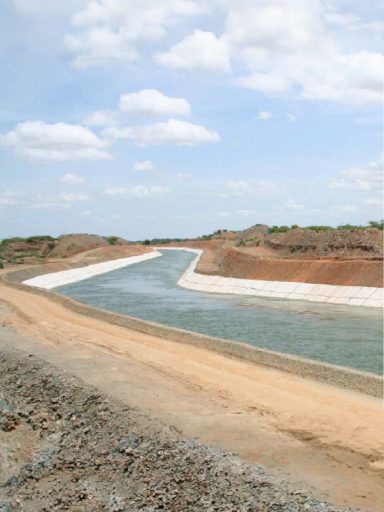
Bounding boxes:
[268,225,290,234]
[26,235,55,243]
[368,220,384,230]
[0,237,24,247]
[304,226,334,233]
[106,236,119,245]
[337,224,364,230]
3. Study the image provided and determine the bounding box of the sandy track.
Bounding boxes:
[1,283,384,510]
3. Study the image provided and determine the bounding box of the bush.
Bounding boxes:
[368,220,384,230]
[337,224,364,231]
[304,226,334,233]
[0,237,24,247]
[106,236,119,245]
[268,226,290,234]
[26,235,55,243]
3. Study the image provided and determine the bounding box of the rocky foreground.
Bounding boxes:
[0,347,356,512]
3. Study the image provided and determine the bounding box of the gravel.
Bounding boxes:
[0,348,358,512]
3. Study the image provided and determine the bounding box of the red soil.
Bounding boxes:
[197,247,383,287]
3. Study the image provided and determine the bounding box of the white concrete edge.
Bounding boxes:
[22,246,383,308]
[157,247,384,308]
[22,250,162,289]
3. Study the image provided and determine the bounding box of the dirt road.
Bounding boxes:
[1,283,383,510]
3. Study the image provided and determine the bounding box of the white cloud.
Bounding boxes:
[103,119,220,146]
[133,160,154,172]
[119,89,190,117]
[324,8,384,36]
[58,193,90,202]
[81,210,92,216]
[155,30,231,72]
[64,0,205,68]
[104,185,170,198]
[60,173,85,184]
[230,0,383,106]
[143,0,375,107]
[330,157,383,190]
[60,0,382,107]
[0,189,77,210]
[239,73,290,95]
[0,121,112,161]
[285,199,304,210]
[83,109,119,126]
[256,111,273,120]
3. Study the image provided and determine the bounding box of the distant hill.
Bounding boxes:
[0,234,130,266]
[231,223,383,258]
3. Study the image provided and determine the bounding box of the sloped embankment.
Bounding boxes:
[199,247,383,287]
[189,227,383,287]
[0,347,351,512]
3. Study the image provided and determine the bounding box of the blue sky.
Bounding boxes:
[1,0,382,240]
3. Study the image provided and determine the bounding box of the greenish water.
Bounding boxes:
[57,250,383,375]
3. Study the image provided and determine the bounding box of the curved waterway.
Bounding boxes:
[57,250,383,375]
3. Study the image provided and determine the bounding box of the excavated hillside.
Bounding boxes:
[193,226,384,287]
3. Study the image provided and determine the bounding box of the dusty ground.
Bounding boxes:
[0,283,383,511]
[0,346,356,512]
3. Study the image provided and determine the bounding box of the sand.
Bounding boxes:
[1,280,383,511]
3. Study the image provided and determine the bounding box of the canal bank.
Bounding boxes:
[0,282,383,511]
[3,249,383,381]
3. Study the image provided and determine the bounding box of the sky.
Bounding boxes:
[0,0,383,240]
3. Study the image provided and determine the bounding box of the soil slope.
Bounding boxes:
[199,247,383,287]
[1,347,357,512]
[170,227,384,287]
[1,283,383,511]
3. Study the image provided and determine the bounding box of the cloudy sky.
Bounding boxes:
[1,0,382,240]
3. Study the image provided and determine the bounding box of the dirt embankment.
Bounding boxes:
[198,247,384,287]
[185,227,384,287]
[1,244,152,284]
[0,347,353,512]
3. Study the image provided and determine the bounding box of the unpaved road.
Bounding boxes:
[1,283,383,511]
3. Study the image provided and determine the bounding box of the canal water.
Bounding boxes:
[56,250,383,375]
